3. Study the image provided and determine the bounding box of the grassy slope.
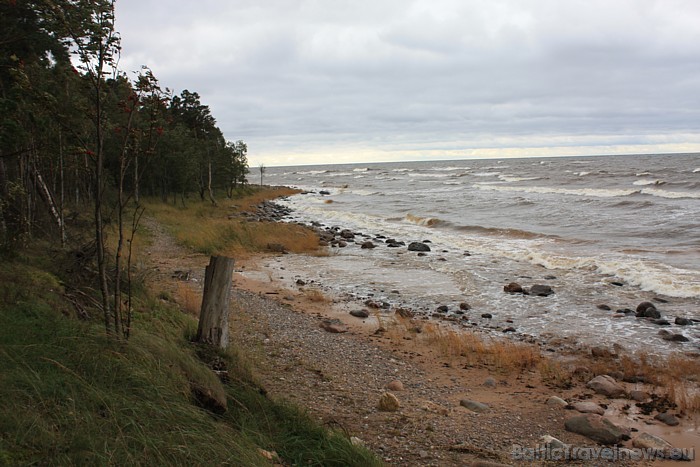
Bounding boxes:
[0,190,380,466]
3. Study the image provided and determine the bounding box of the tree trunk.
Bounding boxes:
[196,256,235,348]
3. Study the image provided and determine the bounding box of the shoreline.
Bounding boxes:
[227,198,699,465]
[233,252,698,466]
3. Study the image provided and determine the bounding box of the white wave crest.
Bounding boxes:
[472,172,501,177]
[408,172,451,178]
[474,184,639,198]
[498,175,541,182]
[575,171,591,176]
[693,168,700,173]
[295,170,329,175]
[641,188,700,199]
[633,179,665,186]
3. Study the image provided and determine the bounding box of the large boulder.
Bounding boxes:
[586,375,627,398]
[636,301,661,319]
[564,414,630,445]
[632,432,674,458]
[408,242,431,252]
[504,282,523,293]
[571,401,605,416]
[530,284,554,297]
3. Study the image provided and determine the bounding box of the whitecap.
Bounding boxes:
[295,170,329,175]
[641,188,700,199]
[632,179,665,186]
[472,172,501,177]
[473,184,639,198]
[498,175,541,183]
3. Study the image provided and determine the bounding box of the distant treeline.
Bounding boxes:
[0,1,249,336]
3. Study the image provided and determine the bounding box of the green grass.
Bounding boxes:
[0,249,381,466]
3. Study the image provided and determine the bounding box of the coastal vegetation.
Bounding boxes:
[0,2,378,465]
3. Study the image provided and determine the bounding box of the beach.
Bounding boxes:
[261,153,700,357]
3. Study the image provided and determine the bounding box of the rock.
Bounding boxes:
[318,190,331,195]
[295,279,306,286]
[571,401,606,415]
[675,317,693,326]
[190,382,227,414]
[378,392,400,412]
[360,241,376,249]
[540,435,569,450]
[483,377,497,388]
[386,380,404,391]
[337,241,347,248]
[339,229,355,239]
[320,319,349,333]
[564,414,630,445]
[530,284,554,297]
[632,432,674,457]
[636,302,661,319]
[587,375,626,398]
[408,242,431,252]
[547,396,568,408]
[544,275,557,280]
[460,399,490,413]
[653,318,670,325]
[459,302,471,311]
[436,305,449,313]
[660,332,689,342]
[629,390,649,402]
[597,304,612,311]
[654,412,680,426]
[481,313,493,319]
[504,282,523,293]
[502,326,516,333]
[350,309,370,318]
[350,437,364,447]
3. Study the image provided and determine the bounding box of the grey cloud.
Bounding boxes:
[116,0,700,164]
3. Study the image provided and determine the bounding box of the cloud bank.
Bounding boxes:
[116,0,700,165]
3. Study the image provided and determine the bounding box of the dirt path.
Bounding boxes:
[142,216,682,466]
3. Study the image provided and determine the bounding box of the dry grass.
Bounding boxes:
[419,322,542,373]
[301,288,329,303]
[143,187,320,257]
[175,282,201,316]
[537,359,574,388]
[666,381,700,414]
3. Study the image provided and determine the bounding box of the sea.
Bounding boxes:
[260,153,700,356]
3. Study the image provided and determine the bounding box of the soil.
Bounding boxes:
[142,217,698,466]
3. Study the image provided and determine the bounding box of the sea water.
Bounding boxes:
[262,153,700,355]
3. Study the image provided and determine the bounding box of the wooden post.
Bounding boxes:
[196,256,235,348]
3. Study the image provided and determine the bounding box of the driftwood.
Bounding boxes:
[196,256,235,348]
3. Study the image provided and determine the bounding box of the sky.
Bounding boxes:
[115,0,700,167]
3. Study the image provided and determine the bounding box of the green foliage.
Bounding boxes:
[0,252,382,466]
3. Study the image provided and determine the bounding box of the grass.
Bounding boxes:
[420,322,542,373]
[143,186,320,258]
[378,312,700,413]
[0,187,381,466]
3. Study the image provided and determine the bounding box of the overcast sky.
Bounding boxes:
[115,0,700,166]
